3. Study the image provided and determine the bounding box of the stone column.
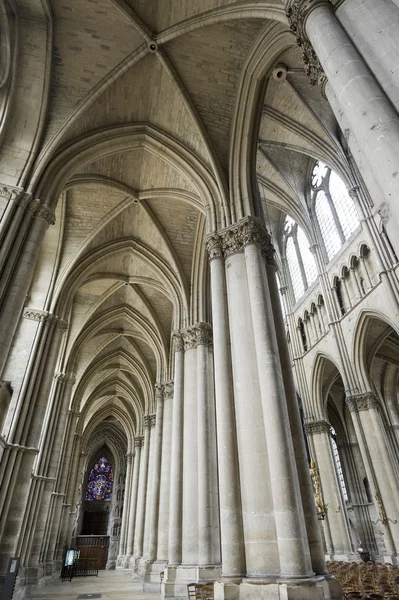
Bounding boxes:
[157,382,173,561]
[118,452,134,563]
[335,0,399,111]
[143,414,156,558]
[134,418,151,558]
[286,0,399,239]
[223,231,276,578]
[148,385,165,562]
[243,219,313,578]
[305,420,355,559]
[196,323,214,567]
[125,437,142,563]
[0,200,55,376]
[346,394,399,554]
[206,236,245,578]
[266,261,327,576]
[168,336,184,566]
[181,328,198,565]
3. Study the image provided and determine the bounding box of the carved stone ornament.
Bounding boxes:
[163,381,174,400]
[149,413,156,428]
[206,234,223,261]
[304,419,331,435]
[345,393,379,413]
[155,382,163,403]
[134,435,144,448]
[181,323,213,350]
[285,0,328,87]
[23,308,69,331]
[143,415,151,429]
[194,322,213,347]
[173,332,184,353]
[182,328,198,351]
[207,217,275,264]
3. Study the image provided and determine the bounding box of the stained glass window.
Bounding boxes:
[311,161,359,261]
[86,455,113,501]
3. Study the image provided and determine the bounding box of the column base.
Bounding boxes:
[143,560,168,592]
[382,553,398,565]
[213,576,343,600]
[161,565,221,599]
[330,553,360,562]
[116,554,125,569]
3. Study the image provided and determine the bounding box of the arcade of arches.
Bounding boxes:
[0,1,399,599]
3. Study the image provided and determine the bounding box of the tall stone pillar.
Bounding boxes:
[148,385,165,562]
[143,414,156,560]
[346,393,399,556]
[335,0,399,111]
[208,217,342,600]
[206,237,245,578]
[168,336,184,566]
[244,223,313,579]
[305,420,355,560]
[157,381,173,561]
[0,200,55,376]
[266,262,327,576]
[126,437,142,565]
[134,417,151,558]
[181,328,198,566]
[286,0,399,242]
[223,236,277,578]
[196,323,214,567]
[117,452,134,566]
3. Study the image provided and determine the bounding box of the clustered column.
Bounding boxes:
[305,420,355,559]
[345,393,399,557]
[206,217,327,587]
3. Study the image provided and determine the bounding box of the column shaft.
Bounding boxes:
[134,422,150,557]
[209,252,245,577]
[126,440,141,558]
[244,242,312,578]
[168,341,184,565]
[148,392,164,561]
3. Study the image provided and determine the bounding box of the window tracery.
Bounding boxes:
[284,216,317,303]
[311,161,359,261]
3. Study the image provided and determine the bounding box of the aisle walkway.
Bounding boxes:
[27,570,159,600]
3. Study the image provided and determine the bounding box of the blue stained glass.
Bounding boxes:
[86,455,113,501]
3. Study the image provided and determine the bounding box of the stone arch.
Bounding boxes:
[311,352,349,420]
[29,124,225,232]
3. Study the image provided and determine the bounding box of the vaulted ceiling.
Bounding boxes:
[2,0,349,444]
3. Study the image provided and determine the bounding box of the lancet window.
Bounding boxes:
[311,161,359,261]
[284,216,318,303]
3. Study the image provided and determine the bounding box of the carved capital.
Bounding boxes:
[345,393,379,412]
[194,322,213,347]
[207,217,275,265]
[149,413,156,428]
[304,419,331,435]
[181,328,197,351]
[34,203,56,226]
[54,372,66,383]
[134,435,144,448]
[143,415,151,429]
[155,382,163,404]
[286,0,329,86]
[173,332,184,353]
[163,380,174,400]
[206,234,223,261]
[126,452,134,463]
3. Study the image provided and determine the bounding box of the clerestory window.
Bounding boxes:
[311,161,359,261]
[284,216,318,303]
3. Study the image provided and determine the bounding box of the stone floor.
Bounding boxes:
[26,570,159,600]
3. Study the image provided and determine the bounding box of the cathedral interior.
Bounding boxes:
[0,1,399,599]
